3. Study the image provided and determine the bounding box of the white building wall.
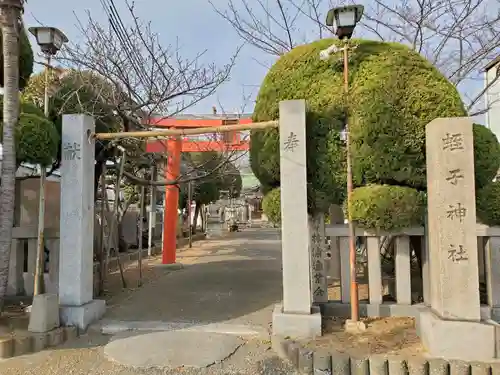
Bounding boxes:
[486,64,500,139]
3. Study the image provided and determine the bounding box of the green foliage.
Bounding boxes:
[0,27,33,90]
[476,182,500,226]
[16,113,59,166]
[190,152,223,205]
[13,113,59,166]
[251,38,500,231]
[20,100,44,117]
[23,69,119,135]
[122,184,139,205]
[23,69,122,173]
[220,160,243,198]
[21,67,60,109]
[251,38,465,215]
[348,43,466,189]
[473,124,500,189]
[0,97,59,166]
[188,152,242,204]
[262,187,281,224]
[349,185,426,232]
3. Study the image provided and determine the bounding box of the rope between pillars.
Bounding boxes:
[91,120,279,141]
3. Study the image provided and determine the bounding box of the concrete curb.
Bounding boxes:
[0,326,79,360]
[272,336,498,375]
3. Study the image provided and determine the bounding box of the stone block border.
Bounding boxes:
[272,336,500,375]
[0,326,78,360]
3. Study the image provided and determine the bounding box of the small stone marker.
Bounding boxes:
[279,100,312,314]
[426,117,480,320]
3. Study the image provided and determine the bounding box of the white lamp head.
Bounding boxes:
[28,26,68,56]
[326,5,364,40]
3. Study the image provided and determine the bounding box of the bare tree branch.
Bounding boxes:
[213,0,500,116]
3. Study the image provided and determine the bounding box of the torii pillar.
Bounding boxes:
[162,137,182,264]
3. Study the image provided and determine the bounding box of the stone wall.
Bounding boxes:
[273,336,496,375]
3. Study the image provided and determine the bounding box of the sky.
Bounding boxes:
[23,0,272,115]
[22,0,495,119]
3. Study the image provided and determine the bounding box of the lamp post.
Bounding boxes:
[28,26,68,296]
[320,5,364,328]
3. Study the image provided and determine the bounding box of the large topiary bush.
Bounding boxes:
[251,38,500,230]
[262,187,281,224]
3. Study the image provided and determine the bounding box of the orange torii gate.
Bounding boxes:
[145,115,252,265]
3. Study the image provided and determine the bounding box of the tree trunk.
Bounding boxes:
[0,2,21,310]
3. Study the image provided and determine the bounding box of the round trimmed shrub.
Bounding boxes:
[476,182,500,226]
[349,185,426,232]
[262,187,281,224]
[15,113,59,166]
[473,124,500,189]
[0,97,59,166]
[251,38,465,215]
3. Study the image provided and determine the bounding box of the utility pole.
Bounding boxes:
[0,0,23,303]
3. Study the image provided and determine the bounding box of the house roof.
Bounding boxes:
[484,55,500,72]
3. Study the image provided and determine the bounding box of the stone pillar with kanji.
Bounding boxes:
[272,100,322,339]
[417,117,496,361]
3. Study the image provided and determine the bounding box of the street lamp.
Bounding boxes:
[28,26,68,296]
[320,6,364,331]
[326,5,364,40]
[29,27,68,115]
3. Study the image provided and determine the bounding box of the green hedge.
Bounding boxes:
[349,185,426,232]
[473,124,500,189]
[0,98,59,166]
[476,182,500,226]
[262,187,281,224]
[251,38,465,215]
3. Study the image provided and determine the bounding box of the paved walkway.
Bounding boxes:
[0,225,295,374]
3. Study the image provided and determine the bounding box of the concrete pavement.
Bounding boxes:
[0,225,295,374]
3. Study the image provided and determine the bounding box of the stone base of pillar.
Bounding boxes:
[28,294,60,333]
[60,299,106,331]
[272,304,322,339]
[154,263,184,271]
[491,307,500,322]
[416,306,497,360]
